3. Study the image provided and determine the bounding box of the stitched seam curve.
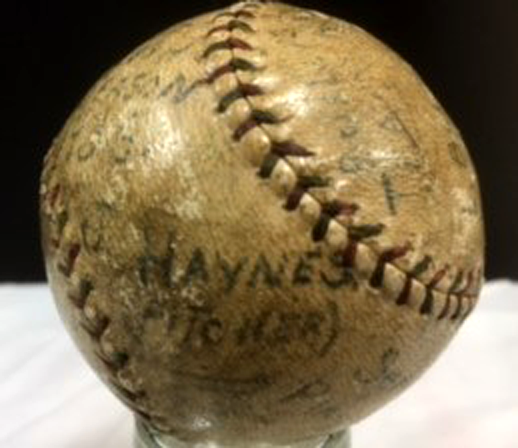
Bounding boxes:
[202,2,480,322]
[52,234,160,425]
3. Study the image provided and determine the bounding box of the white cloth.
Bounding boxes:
[0,282,516,448]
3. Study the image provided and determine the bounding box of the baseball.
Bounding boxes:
[40,1,484,445]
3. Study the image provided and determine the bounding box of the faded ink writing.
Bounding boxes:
[152,299,340,355]
[137,245,356,292]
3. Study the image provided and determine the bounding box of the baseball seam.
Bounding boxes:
[202,1,480,322]
[55,240,163,427]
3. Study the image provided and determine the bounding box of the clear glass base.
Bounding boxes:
[134,419,351,448]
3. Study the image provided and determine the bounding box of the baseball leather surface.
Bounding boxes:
[40,1,485,445]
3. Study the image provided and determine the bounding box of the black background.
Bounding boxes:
[2,0,517,282]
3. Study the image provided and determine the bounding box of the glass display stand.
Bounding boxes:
[134,419,351,448]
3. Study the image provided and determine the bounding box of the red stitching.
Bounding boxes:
[67,279,93,309]
[202,37,254,58]
[457,269,475,296]
[428,265,450,289]
[217,83,264,113]
[206,58,259,84]
[206,19,255,37]
[58,243,81,277]
[342,240,359,268]
[55,240,146,413]
[271,141,315,158]
[201,3,480,321]
[312,202,360,242]
[420,289,435,315]
[256,141,316,178]
[450,296,464,320]
[370,243,412,289]
[438,294,452,320]
[213,10,256,22]
[396,277,413,306]
[285,176,330,211]
[322,200,360,217]
[233,109,282,141]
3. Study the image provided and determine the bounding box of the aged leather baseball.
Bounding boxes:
[40,1,485,445]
